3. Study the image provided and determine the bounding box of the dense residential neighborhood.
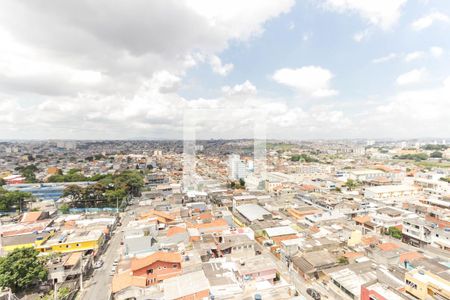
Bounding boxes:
[0,140,449,300]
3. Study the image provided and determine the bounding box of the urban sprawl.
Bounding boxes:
[0,139,449,300]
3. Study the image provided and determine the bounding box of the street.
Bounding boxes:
[81,215,129,300]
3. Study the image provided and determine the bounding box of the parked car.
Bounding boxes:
[110,266,116,275]
[306,288,321,300]
[94,260,103,269]
[113,258,119,266]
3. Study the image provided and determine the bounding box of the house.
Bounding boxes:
[190,218,229,235]
[163,270,210,300]
[111,272,148,297]
[217,235,255,260]
[405,268,450,300]
[364,185,418,203]
[360,266,408,300]
[202,261,243,299]
[292,250,339,280]
[139,210,176,228]
[0,229,53,254]
[402,218,433,247]
[235,204,272,224]
[47,252,90,284]
[35,229,104,254]
[263,226,298,245]
[324,261,378,300]
[349,169,384,182]
[371,207,416,234]
[130,252,182,285]
[237,255,277,282]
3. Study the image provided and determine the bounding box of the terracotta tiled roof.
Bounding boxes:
[361,235,378,246]
[131,252,182,271]
[167,226,187,237]
[353,215,371,224]
[378,242,400,251]
[193,218,228,230]
[399,251,423,263]
[21,211,43,223]
[343,252,364,259]
[194,213,213,220]
[112,272,147,293]
[139,210,175,223]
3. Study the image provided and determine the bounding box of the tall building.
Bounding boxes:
[228,154,247,180]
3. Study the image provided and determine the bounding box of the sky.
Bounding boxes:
[0,0,449,140]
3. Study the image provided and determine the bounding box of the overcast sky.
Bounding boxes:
[0,0,449,140]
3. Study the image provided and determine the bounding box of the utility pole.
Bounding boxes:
[53,281,58,300]
[79,257,83,292]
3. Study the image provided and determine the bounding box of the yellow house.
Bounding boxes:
[35,230,104,254]
[405,268,450,300]
[0,171,12,179]
[1,231,54,253]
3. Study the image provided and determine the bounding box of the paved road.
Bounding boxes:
[256,244,339,300]
[81,215,128,300]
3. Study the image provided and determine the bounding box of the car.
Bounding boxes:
[110,266,116,275]
[113,258,119,266]
[94,260,103,269]
[306,288,321,300]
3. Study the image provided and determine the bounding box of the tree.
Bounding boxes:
[430,151,443,158]
[16,165,38,183]
[0,189,33,212]
[59,203,70,214]
[440,177,450,183]
[239,178,246,187]
[338,256,349,264]
[343,179,359,190]
[0,178,5,186]
[395,153,428,161]
[63,185,84,202]
[0,247,48,292]
[290,154,319,163]
[388,226,402,239]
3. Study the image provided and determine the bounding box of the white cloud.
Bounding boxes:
[367,79,450,137]
[353,29,370,42]
[222,80,257,96]
[0,0,293,97]
[302,33,312,41]
[288,22,295,30]
[323,0,407,29]
[429,46,444,58]
[396,69,426,86]
[411,12,449,30]
[209,55,234,76]
[372,53,397,63]
[404,51,425,62]
[272,66,338,98]
[150,70,182,93]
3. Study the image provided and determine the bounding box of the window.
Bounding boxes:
[406,279,417,289]
[147,269,153,274]
[76,243,80,247]
[173,264,177,268]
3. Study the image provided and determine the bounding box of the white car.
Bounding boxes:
[94,260,103,269]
